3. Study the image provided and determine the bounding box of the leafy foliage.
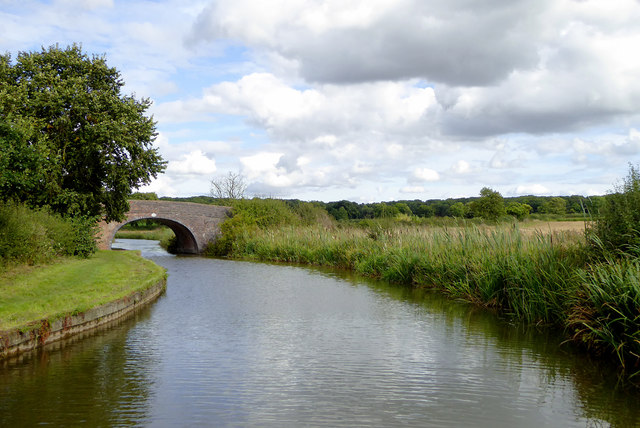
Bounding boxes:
[539,197,567,215]
[0,44,166,221]
[206,198,334,257]
[0,120,53,207]
[468,187,506,221]
[505,201,532,220]
[129,192,159,200]
[0,201,97,270]
[448,202,468,218]
[589,164,640,257]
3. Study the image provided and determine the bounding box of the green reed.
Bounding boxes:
[232,224,582,321]
[222,221,640,381]
[569,258,640,377]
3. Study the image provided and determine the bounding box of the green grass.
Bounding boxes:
[114,226,174,241]
[0,250,166,331]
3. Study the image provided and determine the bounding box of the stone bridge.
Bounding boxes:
[98,200,231,254]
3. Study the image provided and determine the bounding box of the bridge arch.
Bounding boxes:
[97,200,231,254]
[109,217,200,254]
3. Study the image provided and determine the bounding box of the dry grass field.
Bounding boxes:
[518,220,587,235]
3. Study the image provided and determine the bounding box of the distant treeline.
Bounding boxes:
[132,191,602,221]
[318,194,600,220]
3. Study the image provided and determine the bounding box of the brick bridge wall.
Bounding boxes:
[98,200,231,254]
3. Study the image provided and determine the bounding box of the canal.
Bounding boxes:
[1,239,639,427]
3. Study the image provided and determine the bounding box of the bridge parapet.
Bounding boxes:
[98,200,231,254]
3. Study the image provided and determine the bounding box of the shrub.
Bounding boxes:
[0,201,96,269]
[206,198,302,257]
[506,202,532,220]
[589,164,640,257]
[160,235,179,254]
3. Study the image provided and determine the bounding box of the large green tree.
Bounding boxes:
[469,187,506,221]
[0,44,165,221]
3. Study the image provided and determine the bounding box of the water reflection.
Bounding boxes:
[1,239,639,427]
[0,309,157,426]
[312,266,640,427]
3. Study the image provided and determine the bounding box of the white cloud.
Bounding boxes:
[137,174,178,197]
[189,0,545,86]
[186,0,640,139]
[451,160,471,174]
[167,150,217,175]
[240,152,283,179]
[515,184,551,196]
[411,168,440,182]
[6,0,640,200]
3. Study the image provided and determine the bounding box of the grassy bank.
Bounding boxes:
[115,226,174,242]
[115,225,177,253]
[0,250,166,331]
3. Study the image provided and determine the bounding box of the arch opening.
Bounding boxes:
[111,217,199,254]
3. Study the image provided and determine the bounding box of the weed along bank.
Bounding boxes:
[0,251,166,359]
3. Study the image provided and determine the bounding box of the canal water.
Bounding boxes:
[1,239,639,427]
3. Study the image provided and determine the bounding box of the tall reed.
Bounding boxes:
[231,223,587,325]
[211,198,640,382]
[568,258,640,377]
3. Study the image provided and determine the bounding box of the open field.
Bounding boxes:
[519,220,587,234]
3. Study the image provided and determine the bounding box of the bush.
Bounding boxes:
[0,201,96,269]
[160,235,179,254]
[589,164,640,257]
[505,202,532,220]
[205,198,334,257]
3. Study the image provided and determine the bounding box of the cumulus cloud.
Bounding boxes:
[188,0,545,86]
[153,73,443,194]
[451,160,471,175]
[6,0,640,200]
[185,0,640,140]
[166,150,217,176]
[411,168,440,183]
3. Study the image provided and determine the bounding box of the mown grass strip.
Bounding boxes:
[114,226,174,241]
[0,250,166,331]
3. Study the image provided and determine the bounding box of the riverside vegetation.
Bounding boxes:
[0,45,167,337]
[200,167,640,385]
[0,201,165,333]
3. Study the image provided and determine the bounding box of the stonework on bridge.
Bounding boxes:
[98,200,231,254]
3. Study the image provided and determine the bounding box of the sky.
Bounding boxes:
[2,0,640,202]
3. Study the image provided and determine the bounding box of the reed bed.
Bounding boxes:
[234,224,584,321]
[222,222,640,381]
